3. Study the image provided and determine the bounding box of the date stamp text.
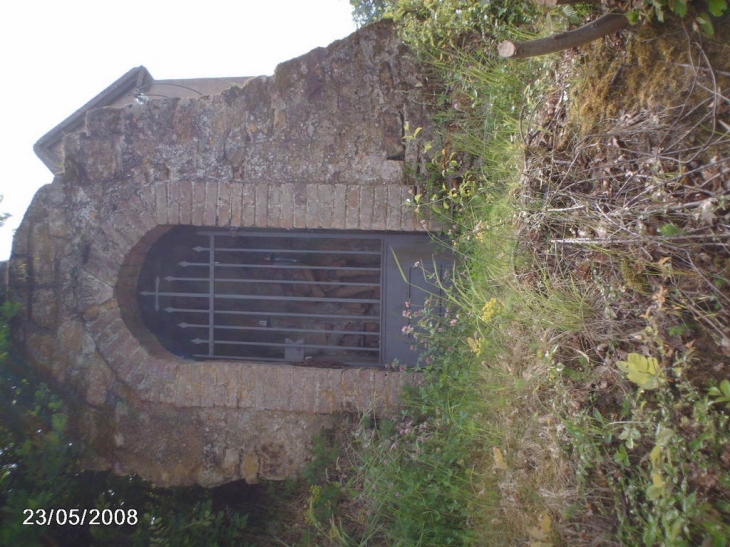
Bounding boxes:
[22,508,138,526]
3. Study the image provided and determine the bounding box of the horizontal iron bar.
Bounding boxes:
[179,261,380,271]
[191,338,379,352]
[163,307,380,322]
[197,230,384,240]
[178,323,378,336]
[164,276,379,287]
[141,290,379,304]
[192,354,383,366]
[193,246,380,256]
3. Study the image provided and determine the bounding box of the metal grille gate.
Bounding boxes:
[139,230,383,365]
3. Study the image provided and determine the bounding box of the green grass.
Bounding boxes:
[285,5,582,544]
[287,3,730,547]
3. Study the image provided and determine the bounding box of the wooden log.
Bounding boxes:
[498,14,630,59]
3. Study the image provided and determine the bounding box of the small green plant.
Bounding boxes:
[568,357,730,547]
[658,222,682,237]
[708,379,730,408]
[626,0,728,36]
[392,0,540,52]
[616,353,666,391]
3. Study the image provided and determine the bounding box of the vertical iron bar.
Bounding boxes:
[208,234,215,357]
[378,239,385,364]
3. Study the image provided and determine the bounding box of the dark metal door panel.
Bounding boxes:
[139,228,453,367]
[382,235,452,367]
[139,229,382,366]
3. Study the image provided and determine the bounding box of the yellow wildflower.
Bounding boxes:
[467,337,483,355]
[480,298,500,323]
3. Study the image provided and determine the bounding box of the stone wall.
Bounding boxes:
[6,21,437,487]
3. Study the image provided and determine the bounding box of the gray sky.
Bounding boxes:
[0,0,357,259]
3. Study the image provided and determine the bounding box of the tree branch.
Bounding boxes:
[498,14,630,59]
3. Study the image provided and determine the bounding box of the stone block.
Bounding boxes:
[372,186,387,230]
[305,184,319,228]
[87,305,121,336]
[332,184,347,229]
[217,182,232,226]
[94,316,125,355]
[128,191,157,231]
[254,184,268,227]
[230,182,244,227]
[404,197,420,231]
[204,181,219,226]
[314,369,340,413]
[25,332,56,370]
[286,367,312,412]
[30,223,56,285]
[77,270,115,313]
[359,186,374,230]
[85,235,125,279]
[137,183,158,225]
[279,183,294,229]
[111,209,147,247]
[144,359,175,402]
[386,185,403,231]
[175,365,199,407]
[384,372,407,409]
[154,181,169,225]
[249,365,278,410]
[241,184,255,226]
[100,326,136,363]
[85,360,111,406]
[113,336,145,373]
[112,346,144,386]
[370,369,389,408]
[345,185,360,229]
[237,366,256,409]
[241,452,260,483]
[31,288,59,329]
[317,184,334,228]
[91,231,125,273]
[191,181,207,226]
[342,368,374,412]
[292,183,307,228]
[224,365,240,407]
[167,180,181,225]
[125,359,154,399]
[176,180,192,225]
[267,184,282,228]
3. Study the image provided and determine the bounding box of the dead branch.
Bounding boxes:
[550,233,730,245]
[498,14,630,59]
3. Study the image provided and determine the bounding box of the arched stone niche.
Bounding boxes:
[90,178,421,410]
[66,180,421,486]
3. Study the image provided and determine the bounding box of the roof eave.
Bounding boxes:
[34,66,153,174]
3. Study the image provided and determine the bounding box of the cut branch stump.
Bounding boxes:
[498,14,630,59]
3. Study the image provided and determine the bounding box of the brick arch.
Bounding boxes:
[83,179,417,411]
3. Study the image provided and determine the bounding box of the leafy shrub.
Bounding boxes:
[0,302,252,546]
[626,0,728,35]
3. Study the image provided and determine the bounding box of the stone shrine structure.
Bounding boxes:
[3,21,443,486]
